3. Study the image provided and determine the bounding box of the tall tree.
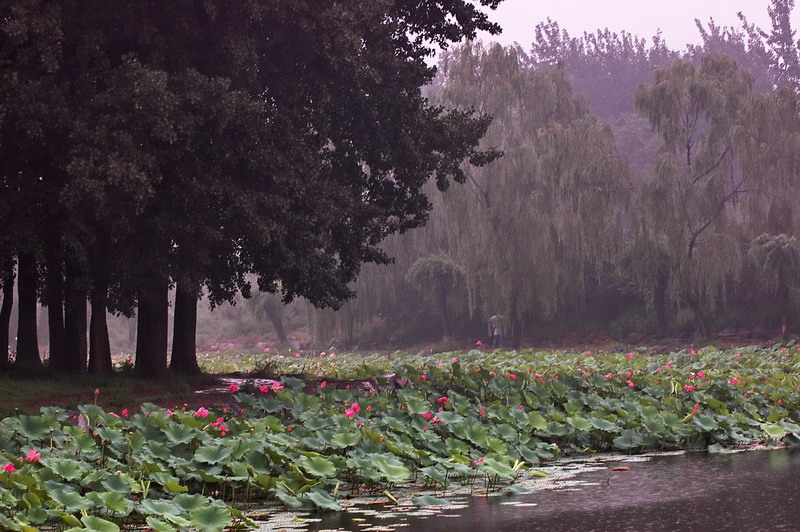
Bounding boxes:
[748,233,800,337]
[430,42,629,342]
[633,54,754,337]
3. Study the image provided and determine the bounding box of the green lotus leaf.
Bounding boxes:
[331,431,361,448]
[374,456,411,483]
[463,424,490,448]
[494,423,519,441]
[477,457,515,479]
[100,474,133,495]
[589,417,618,432]
[189,504,232,532]
[612,430,643,450]
[412,495,452,507]
[419,465,450,487]
[137,498,181,517]
[171,493,209,513]
[49,490,92,512]
[193,444,233,464]
[60,513,82,527]
[526,411,548,430]
[162,423,198,445]
[17,415,51,441]
[693,414,720,432]
[163,481,189,494]
[304,488,342,511]
[99,492,133,516]
[445,437,470,455]
[762,423,787,439]
[145,517,176,532]
[543,422,569,437]
[66,515,120,532]
[301,456,337,478]
[567,416,592,432]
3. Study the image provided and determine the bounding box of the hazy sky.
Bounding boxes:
[477,0,800,51]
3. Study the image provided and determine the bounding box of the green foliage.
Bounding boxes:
[2,345,799,528]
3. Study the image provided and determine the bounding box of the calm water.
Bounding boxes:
[303,449,800,532]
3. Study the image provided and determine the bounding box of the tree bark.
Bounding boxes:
[686,298,711,339]
[263,300,288,344]
[63,260,88,373]
[654,279,668,338]
[15,253,42,369]
[136,279,169,378]
[0,262,14,364]
[436,285,451,339]
[779,282,790,338]
[45,246,65,369]
[88,283,113,375]
[170,281,199,374]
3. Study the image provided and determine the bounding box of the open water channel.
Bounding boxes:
[257,448,800,532]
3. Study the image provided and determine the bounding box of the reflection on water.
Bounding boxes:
[295,449,800,532]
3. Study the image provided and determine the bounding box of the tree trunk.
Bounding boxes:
[436,286,451,339]
[263,300,288,344]
[63,260,88,373]
[15,253,42,369]
[779,283,790,338]
[654,280,668,338]
[136,280,169,378]
[88,283,113,375]
[686,298,711,339]
[0,262,14,364]
[45,246,65,369]
[170,281,199,374]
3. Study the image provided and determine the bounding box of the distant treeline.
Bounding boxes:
[304,0,800,348]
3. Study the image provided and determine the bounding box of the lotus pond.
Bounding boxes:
[1,344,799,531]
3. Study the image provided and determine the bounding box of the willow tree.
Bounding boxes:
[633,54,754,338]
[405,255,465,339]
[429,42,629,342]
[748,234,800,337]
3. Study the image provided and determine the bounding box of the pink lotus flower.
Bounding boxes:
[665,360,674,368]
[451,357,459,363]
[211,417,225,428]
[351,402,361,413]
[489,371,496,376]
[479,409,485,416]
[259,385,269,393]
[24,450,40,463]
[730,378,739,385]
[684,385,695,392]
[517,404,525,410]
[121,408,129,417]
[437,397,449,404]
[228,384,240,392]
[366,405,372,412]
[476,340,482,346]
[295,353,301,358]
[2,463,15,473]
[626,352,634,360]
[604,373,613,379]
[320,380,327,388]
[420,375,427,380]
[508,374,517,380]
[422,426,427,432]
[430,417,443,424]
[423,412,433,420]
[344,408,356,418]
[626,380,635,388]
[194,407,209,418]
[535,373,543,378]
[697,371,706,379]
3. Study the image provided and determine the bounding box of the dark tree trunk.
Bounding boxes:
[263,300,288,344]
[170,281,199,374]
[45,246,65,369]
[686,298,711,339]
[63,260,88,373]
[16,253,42,369]
[136,279,169,378]
[779,282,790,338]
[436,286,451,339]
[0,262,14,364]
[88,283,113,375]
[654,279,668,338]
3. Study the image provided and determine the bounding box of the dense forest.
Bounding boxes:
[4,0,800,370]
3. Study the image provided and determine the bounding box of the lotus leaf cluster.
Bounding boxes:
[1,344,799,530]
